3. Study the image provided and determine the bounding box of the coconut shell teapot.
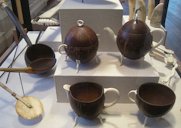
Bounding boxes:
[104,15,166,60]
[117,19,153,60]
[117,16,166,59]
[59,20,98,64]
[118,15,166,59]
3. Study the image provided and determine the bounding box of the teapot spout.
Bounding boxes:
[63,84,71,92]
[103,27,117,42]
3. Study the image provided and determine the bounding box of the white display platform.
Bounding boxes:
[54,52,159,103]
[59,0,123,52]
[0,32,181,128]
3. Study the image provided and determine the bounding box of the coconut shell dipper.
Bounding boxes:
[16,96,44,120]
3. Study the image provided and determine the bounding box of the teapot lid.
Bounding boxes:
[65,20,98,47]
[121,19,150,34]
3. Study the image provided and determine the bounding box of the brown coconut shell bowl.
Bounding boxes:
[24,44,56,74]
[129,82,176,117]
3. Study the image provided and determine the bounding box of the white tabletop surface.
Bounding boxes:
[0,30,181,128]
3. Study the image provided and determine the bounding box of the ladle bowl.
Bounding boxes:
[25,44,55,67]
[29,58,56,73]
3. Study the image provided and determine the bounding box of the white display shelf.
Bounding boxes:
[54,52,159,103]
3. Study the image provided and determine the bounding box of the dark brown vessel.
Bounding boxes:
[68,82,104,119]
[131,82,176,117]
[117,19,153,59]
[25,44,56,73]
[64,20,98,63]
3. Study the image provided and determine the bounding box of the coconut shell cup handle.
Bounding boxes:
[58,44,67,54]
[104,88,120,108]
[151,28,166,49]
[128,90,137,103]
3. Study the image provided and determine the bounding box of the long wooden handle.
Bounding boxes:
[0,82,32,108]
[0,67,33,73]
[39,0,65,18]
[150,3,164,28]
[135,0,146,22]
[128,0,136,20]
[148,0,155,20]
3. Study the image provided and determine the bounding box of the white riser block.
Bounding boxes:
[54,52,159,103]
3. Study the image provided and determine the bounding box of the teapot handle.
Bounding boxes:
[150,28,166,49]
[104,88,120,108]
[103,27,117,42]
[58,44,67,54]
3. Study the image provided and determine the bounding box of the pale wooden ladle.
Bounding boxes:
[0,58,56,74]
[0,82,44,120]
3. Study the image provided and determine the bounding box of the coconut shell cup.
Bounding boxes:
[128,82,176,117]
[63,82,120,120]
[69,82,104,119]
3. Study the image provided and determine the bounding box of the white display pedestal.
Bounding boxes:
[59,0,123,52]
[54,52,159,103]
[55,0,162,104]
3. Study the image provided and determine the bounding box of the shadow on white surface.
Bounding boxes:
[25,77,55,97]
[18,115,43,126]
[68,111,121,128]
[107,53,152,70]
[62,55,101,71]
[131,111,175,128]
[68,111,102,127]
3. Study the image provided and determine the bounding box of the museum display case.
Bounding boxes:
[0,0,181,128]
